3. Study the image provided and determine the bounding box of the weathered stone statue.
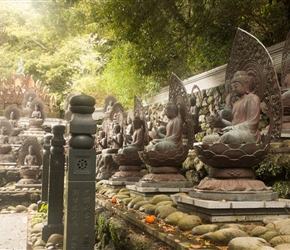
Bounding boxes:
[96,131,107,153]
[280,31,290,135]
[137,73,194,186]
[190,85,203,137]
[111,96,146,181]
[24,145,38,166]
[0,123,15,163]
[118,116,144,154]
[96,98,126,180]
[145,101,183,152]
[4,105,22,141]
[124,116,133,145]
[31,104,42,119]
[106,124,123,153]
[202,71,261,144]
[16,139,42,187]
[28,98,45,131]
[192,28,282,197]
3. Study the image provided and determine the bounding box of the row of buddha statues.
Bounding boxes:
[93,28,285,193]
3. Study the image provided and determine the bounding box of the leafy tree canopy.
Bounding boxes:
[0,0,289,110]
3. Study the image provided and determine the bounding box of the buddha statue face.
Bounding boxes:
[164,102,178,119]
[133,117,142,129]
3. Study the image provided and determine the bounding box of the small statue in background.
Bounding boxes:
[97,131,107,153]
[146,101,183,152]
[26,96,33,109]
[125,117,133,145]
[118,116,144,154]
[31,104,42,119]
[24,145,38,167]
[107,124,123,152]
[0,127,9,145]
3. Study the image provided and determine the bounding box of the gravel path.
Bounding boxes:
[0,213,27,250]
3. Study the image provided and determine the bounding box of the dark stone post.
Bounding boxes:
[64,94,96,250]
[42,125,66,242]
[37,134,53,211]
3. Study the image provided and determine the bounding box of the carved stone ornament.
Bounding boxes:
[194,28,282,192]
[281,30,290,89]
[225,28,282,142]
[169,73,195,149]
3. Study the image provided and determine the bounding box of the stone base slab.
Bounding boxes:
[14,183,42,189]
[136,179,192,188]
[102,179,138,189]
[127,184,192,199]
[189,188,278,201]
[171,194,290,223]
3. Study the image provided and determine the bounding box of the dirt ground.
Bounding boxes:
[0,213,27,250]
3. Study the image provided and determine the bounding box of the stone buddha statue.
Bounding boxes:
[202,71,261,144]
[145,101,183,152]
[31,104,42,119]
[24,145,38,167]
[118,116,144,154]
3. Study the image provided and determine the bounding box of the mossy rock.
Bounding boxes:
[261,230,279,242]
[221,223,247,231]
[114,194,130,200]
[266,219,290,230]
[155,205,174,216]
[126,233,153,249]
[149,194,171,204]
[122,197,133,206]
[144,204,157,215]
[250,226,268,237]
[270,235,290,246]
[127,197,143,208]
[192,224,219,235]
[177,215,202,231]
[156,200,175,207]
[201,228,249,245]
[228,237,269,250]
[118,188,130,193]
[133,200,151,210]
[96,210,113,240]
[275,243,290,250]
[165,211,187,226]
[108,217,129,249]
[15,205,28,213]
[47,234,63,246]
[139,203,155,212]
[157,206,178,219]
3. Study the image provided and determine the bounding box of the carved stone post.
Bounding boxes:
[64,94,96,250]
[42,125,66,242]
[37,134,53,211]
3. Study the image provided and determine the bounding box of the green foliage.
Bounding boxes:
[255,154,290,198]
[255,155,283,179]
[272,181,290,198]
[39,203,48,213]
[1,0,290,108]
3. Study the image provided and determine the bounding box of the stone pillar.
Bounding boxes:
[37,134,53,211]
[64,94,96,250]
[42,125,66,242]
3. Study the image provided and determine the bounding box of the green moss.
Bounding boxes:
[97,213,109,240]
